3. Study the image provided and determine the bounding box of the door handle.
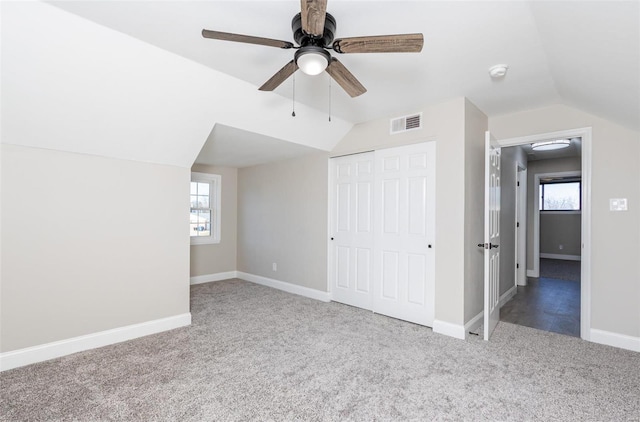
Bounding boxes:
[477,243,499,249]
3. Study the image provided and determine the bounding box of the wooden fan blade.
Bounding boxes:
[259,60,299,91]
[202,29,294,49]
[326,58,367,98]
[300,0,327,37]
[333,33,424,54]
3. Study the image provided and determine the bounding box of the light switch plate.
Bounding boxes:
[609,198,628,211]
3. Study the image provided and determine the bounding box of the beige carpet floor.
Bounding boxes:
[1,279,638,421]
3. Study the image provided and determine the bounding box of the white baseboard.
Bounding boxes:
[237,272,331,303]
[433,319,466,340]
[0,313,191,372]
[464,311,484,338]
[590,329,640,353]
[190,271,238,285]
[499,285,517,308]
[527,269,538,278]
[540,253,581,261]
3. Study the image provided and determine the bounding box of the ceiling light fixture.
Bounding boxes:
[295,46,330,76]
[489,64,509,78]
[531,139,571,151]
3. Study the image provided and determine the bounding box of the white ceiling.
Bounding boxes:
[520,137,582,162]
[41,1,638,168]
[48,0,639,131]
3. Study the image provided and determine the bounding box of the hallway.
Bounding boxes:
[501,259,581,337]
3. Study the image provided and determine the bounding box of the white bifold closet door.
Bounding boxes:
[330,142,435,327]
[331,152,376,311]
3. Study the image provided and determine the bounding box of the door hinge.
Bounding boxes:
[516,222,520,228]
[517,181,520,186]
[516,263,519,269]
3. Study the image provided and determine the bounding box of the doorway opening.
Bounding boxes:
[492,128,591,340]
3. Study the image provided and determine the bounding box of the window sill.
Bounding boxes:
[190,237,220,246]
[540,210,581,215]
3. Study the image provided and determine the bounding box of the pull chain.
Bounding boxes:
[328,75,332,122]
[291,73,296,117]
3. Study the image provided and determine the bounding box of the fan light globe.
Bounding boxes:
[297,52,329,76]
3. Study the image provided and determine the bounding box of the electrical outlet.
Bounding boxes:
[272,263,277,271]
[559,244,563,250]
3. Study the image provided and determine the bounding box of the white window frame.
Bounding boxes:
[190,172,221,245]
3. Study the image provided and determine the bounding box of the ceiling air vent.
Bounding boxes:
[390,113,422,135]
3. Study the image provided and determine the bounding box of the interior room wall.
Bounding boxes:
[540,213,581,257]
[1,144,190,353]
[463,99,489,323]
[237,152,329,292]
[332,97,485,329]
[498,146,528,297]
[489,104,640,339]
[525,157,581,268]
[189,164,238,278]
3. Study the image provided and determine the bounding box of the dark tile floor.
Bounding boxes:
[500,259,581,337]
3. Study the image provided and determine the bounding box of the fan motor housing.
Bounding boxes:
[292,12,336,47]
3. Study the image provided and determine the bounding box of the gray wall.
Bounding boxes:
[499,146,528,296]
[526,157,581,267]
[490,104,640,339]
[1,144,190,352]
[190,164,238,277]
[237,152,329,291]
[540,213,581,256]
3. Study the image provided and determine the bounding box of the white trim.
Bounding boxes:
[496,127,592,342]
[580,131,592,341]
[590,329,640,353]
[499,285,517,308]
[541,210,581,215]
[0,313,191,372]
[516,165,527,286]
[433,319,466,340]
[190,271,238,285]
[190,172,221,245]
[539,253,581,261]
[237,272,331,302]
[464,311,484,338]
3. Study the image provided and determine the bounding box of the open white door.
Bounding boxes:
[484,131,501,340]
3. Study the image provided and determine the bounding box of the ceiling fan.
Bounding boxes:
[202,0,424,98]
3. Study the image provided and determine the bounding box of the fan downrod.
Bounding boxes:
[292,12,336,48]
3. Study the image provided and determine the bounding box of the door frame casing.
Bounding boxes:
[493,127,592,341]
[515,165,527,286]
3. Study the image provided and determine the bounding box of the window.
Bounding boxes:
[539,180,581,211]
[190,172,221,244]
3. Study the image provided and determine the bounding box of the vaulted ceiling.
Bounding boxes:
[49,0,639,131]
